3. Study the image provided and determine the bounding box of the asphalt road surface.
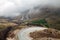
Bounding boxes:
[17,27,47,40]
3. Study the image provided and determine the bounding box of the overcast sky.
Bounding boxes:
[0,0,60,17]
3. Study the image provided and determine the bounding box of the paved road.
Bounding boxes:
[17,27,47,40]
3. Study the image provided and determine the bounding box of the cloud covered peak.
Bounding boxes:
[0,0,60,17]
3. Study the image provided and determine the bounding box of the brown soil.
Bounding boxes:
[30,28,60,40]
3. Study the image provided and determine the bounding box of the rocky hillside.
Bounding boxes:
[18,6,60,30]
[31,6,60,30]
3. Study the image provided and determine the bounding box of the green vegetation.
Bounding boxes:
[31,19,49,28]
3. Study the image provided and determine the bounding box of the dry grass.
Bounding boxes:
[30,28,60,40]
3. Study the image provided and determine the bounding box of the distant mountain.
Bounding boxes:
[28,6,60,30]
[13,5,60,30]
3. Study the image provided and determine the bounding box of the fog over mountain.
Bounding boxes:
[0,0,60,17]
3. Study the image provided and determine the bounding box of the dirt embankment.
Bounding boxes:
[30,28,60,40]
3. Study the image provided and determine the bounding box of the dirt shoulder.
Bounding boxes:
[30,28,60,40]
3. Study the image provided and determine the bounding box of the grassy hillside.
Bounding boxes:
[31,19,49,27]
[28,7,60,30]
[40,7,60,30]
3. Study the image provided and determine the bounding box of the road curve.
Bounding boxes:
[17,27,48,40]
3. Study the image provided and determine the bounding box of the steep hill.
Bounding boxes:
[29,6,60,30]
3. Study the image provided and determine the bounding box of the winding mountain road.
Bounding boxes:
[17,27,47,40]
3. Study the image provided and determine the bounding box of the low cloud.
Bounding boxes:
[0,0,60,17]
